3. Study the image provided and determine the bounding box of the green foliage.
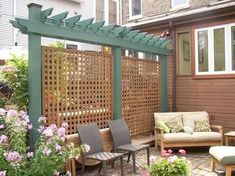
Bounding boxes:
[48,41,65,48]
[0,55,29,110]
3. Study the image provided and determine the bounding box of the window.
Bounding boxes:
[171,0,188,8]
[177,32,191,75]
[129,0,142,19]
[95,0,118,24]
[195,23,235,75]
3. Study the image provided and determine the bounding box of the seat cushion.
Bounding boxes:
[163,132,194,142]
[182,111,209,131]
[194,119,211,132]
[192,132,222,142]
[209,146,235,165]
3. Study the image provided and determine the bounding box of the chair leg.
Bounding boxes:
[98,162,102,173]
[81,156,85,176]
[210,157,216,172]
[226,166,232,176]
[102,161,107,176]
[127,152,131,162]
[132,152,136,173]
[147,147,150,166]
[120,156,124,176]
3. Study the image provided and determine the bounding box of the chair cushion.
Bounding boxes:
[209,146,235,165]
[183,126,193,134]
[182,111,209,131]
[192,132,222,142]
[163,132,194,142]
[166,114,184,133]
[195,119,211,132]
[154,112,182,124]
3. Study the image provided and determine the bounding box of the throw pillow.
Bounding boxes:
[183,126,193,134]
[158,121,170,133]
[194,119,211,132]
[166,114,184,133]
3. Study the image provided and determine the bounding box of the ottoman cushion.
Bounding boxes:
[209,146,235,165]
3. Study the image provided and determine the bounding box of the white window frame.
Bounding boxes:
[129,0,142,20]
[195,23,235,75]
[93,0,119,24]
[171,0,189,9]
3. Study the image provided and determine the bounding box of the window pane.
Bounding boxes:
[214,28,225,71]
[173,0,187,6]
[232,26,235,70]
[198,30,208,72]
[178,32,191,75]
[109,0,117,23]
[132,0,141,16]
[96,0,104,21]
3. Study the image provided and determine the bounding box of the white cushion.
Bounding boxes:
[163,133,194,142]
[182,111,209,130]
[154,112,182,124]
[192,132,222,142]
[210,146,235,165]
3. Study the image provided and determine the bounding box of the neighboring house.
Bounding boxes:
[121,0,235,132]
[0,0,119,59]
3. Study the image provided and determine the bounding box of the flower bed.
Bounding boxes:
[0,108,87,176]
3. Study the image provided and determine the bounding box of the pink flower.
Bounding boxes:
[19,110,27,117]
[0,108,6,116]
[179,149,186,155]
[168,149,173,154]
[55,144,62,152]
[28,124,33,129]
[5,151,22,164]
[141,169,150,176]
[0,135,8,144]
[53,171,60,176]
[38,125,45,133]
[57,127,66,138]
[0,171,6,176]
[61,122,69,128]
[42,128,54,138]
[0,125,4,129]
[161,150,172,157]
[83,144,90,153]
[27,152,34,158]
[1,65,16,73]
[6,109,18,117]
[42,147,51,156]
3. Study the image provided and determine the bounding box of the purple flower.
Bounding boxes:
[38,125,45,133]
[42,147,51,156]
[5,151,22,164]
[0,171,6,176]
[27,152,34,158]
[168,155,178,163]
[61,122,69,128]
[19,110,27,116]
[0,108,6,116]
[57,127,66,138]
[55,144,62,152]
[0,125,4,129]
[27,124,33,129]
[0,135,8,144]
[38,116,46,123]
[1,65,16,73]
[6,109,18,117]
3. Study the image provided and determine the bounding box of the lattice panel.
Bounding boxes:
[42,47,112,134]
[122,56,161,136]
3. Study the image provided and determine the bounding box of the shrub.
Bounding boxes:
[0,108,86,176]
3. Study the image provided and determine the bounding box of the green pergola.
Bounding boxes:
[10,3,171,145]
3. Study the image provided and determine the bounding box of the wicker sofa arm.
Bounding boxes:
[210,125,223,134]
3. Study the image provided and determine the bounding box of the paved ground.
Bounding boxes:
[78,147,233,176]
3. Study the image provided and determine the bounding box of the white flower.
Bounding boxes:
[84,144,90,153]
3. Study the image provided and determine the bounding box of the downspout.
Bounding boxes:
[169,21,177,112]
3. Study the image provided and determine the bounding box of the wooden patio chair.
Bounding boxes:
[108,119,150,173]
[77,124,124,176]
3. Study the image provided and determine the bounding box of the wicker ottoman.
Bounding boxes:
[209,146,235,176]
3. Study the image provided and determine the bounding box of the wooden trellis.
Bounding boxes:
[42,47,112,134]
[122,56,160,136]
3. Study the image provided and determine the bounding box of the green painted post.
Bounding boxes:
[159,55,168,112]
[28,3,42,147]
[112,47,122,120]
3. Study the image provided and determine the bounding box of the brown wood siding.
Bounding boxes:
[176,76,235,132]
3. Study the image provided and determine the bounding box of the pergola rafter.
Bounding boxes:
[10,3,171,147]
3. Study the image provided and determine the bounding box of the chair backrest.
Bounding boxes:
[77,124,104,155]
[108,119,131,149]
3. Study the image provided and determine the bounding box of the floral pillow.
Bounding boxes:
[166,114,184,133]
[194,119,211,132]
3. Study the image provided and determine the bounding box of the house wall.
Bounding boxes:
[121,0,216,25]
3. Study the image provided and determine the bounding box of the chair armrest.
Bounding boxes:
[210,125,223,134]
[154,127,164,139]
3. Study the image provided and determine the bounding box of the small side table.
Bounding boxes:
[224,131,235,146]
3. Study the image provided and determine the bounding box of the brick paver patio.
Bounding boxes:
[78,147,233,176]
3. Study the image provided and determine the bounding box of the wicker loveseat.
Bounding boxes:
[154,111,223,151]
